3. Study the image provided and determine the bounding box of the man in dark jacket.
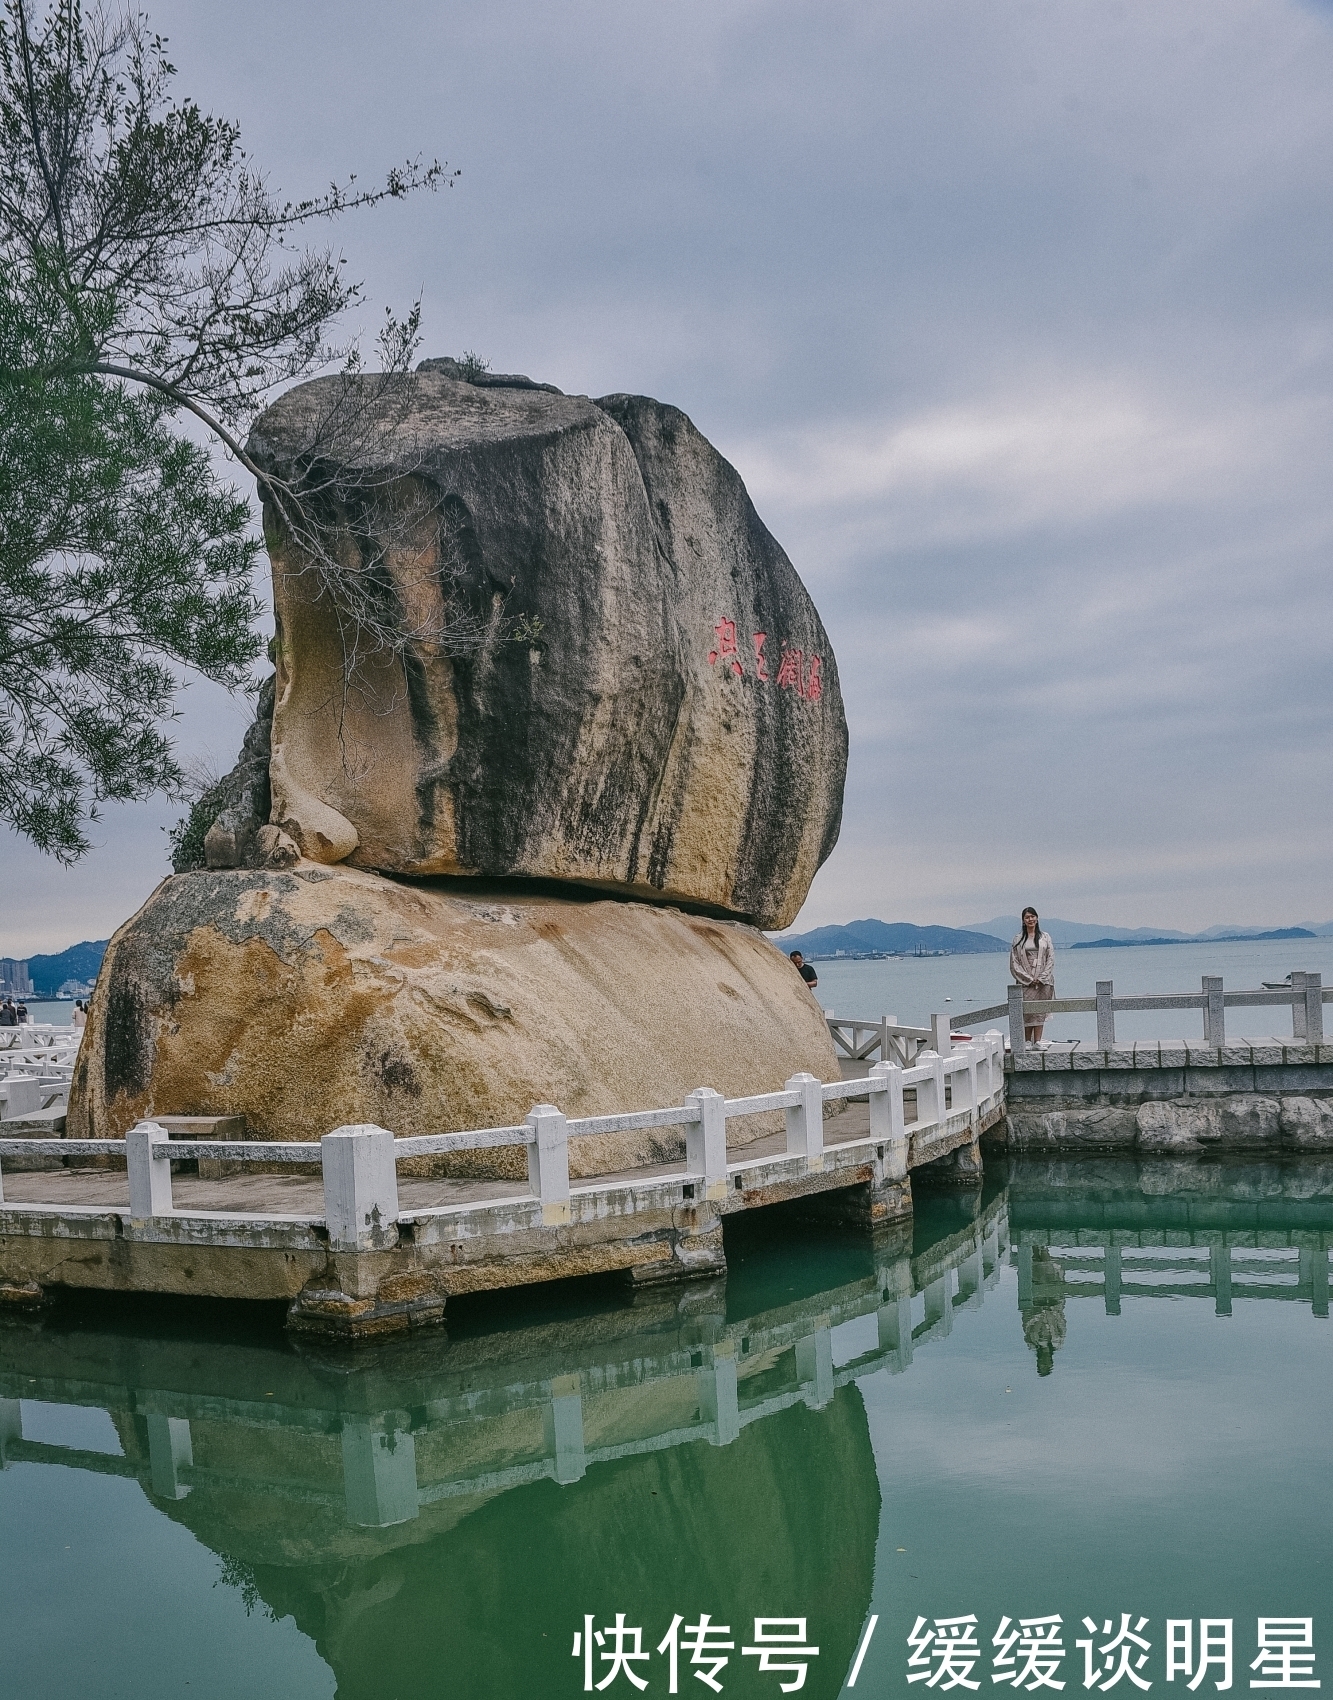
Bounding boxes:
[788,951,818,991]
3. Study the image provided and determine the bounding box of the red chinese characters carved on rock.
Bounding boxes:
[708,620,823,702]
[707,618,743,677]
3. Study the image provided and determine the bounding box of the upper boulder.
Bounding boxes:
[246,366,846,930]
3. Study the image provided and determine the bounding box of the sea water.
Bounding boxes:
[812,936,1333,1044]
[2,1155,1330,1699]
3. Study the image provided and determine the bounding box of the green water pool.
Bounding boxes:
[2,1155,1331,1699]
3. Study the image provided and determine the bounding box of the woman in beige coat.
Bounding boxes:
[1010,907,1055,1044]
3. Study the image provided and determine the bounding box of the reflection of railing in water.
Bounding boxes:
[1013,1232,1333,1318]
[0,1196,1009,1529]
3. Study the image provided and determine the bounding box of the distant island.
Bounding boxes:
[1070,928,1314,949]
[774,915,1330,962]
[775,920,1007,960]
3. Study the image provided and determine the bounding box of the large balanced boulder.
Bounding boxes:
[67,864,837,1174]
[245,363,846,931]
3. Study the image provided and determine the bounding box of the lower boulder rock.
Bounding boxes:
[67,864,836,1177]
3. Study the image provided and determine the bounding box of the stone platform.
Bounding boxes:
[998,1039,1333,1152]
[0,1036,1007,1335]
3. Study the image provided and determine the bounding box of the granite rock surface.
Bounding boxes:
[201,674,276,870]
[67,864,837,1174]
[244,366,846,929]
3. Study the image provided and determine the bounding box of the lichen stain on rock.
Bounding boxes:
[370,1047,422,1098]
[102,969,154,1100]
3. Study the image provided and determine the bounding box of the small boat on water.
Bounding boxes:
[1262,974,1293,990]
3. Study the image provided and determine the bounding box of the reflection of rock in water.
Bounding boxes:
[141,1388,879,1700]
[1022,1246,1067,1376]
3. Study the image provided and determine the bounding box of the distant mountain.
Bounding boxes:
[1070,927,1315,950]
[775,920,1007,959]
[972,915,1332,945]
[25,940,108,997]
[969,915,1195,945]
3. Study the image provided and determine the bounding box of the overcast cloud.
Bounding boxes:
[3,0,1331,955]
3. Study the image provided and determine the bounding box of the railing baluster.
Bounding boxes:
[1203,976,1225,1045]
[1096,980,1115,1047]
[126,1120,173,1220]
[525,1105,571,1224]
[685,1087,727,1196]
[1008,984,1026,1056]
[1305,973,1324,1042]
[869,1061,908,1179]
[321,1124,399,1249]
[784,1073,824,1163]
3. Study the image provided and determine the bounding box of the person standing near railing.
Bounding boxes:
[1010,907,1055,1045]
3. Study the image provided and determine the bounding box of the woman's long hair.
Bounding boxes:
[1019,907,1042,947]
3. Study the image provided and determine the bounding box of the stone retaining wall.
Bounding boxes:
[996,1049,1333,1152]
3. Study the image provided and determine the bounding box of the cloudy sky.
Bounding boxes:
[4,0,1332,956]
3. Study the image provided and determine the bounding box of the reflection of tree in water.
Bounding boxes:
[1021,1247,1067,1376]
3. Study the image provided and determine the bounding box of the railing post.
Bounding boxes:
[974,1035,990,1100]
[126,1120,173,1220]
[869,1061,908,1179]
[931,1011,952,1058]
[988,1030,1005,1097]
[697,1342,741,1446]
[341,1418,420,1525]
[952,1043,977,1121]
[321,1124,400,1251]
[145,1413,193,1500]
[1210,1240,1232,1317]
[923,1275,952,1338]
[685,1087,728,1198]
[877,1293,913,1370]
[1104,1243,1122,1316]
[544,1373,588,1483]
[0,1398,22,1468]
[526,1104,571,1225]
[1292,972,1308,1039]
[1303,972,1324,1042]
[1008,984,1026,1056]
[1202,976,1225,1045]
[1017,1241,1033,1308]
[879,1015,891,1064]
[914,1049,946,1129]
[784,1073,824,1163]
[796,1326,834,1408]
[1096,981,1115,1047]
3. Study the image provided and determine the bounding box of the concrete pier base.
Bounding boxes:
[288,1269,450,1339]
[0,1277,47,1312]
[915,1135,984,1188]
[625,1218,727,1286]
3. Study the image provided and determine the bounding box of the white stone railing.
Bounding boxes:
[826,1010,968,1069]
[0,1031,1007,1244]
[956,973,1330,1055]
[0,1022,82,1049]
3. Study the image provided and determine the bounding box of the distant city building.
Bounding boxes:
[57,979,94,998]
[0,958,32,996]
